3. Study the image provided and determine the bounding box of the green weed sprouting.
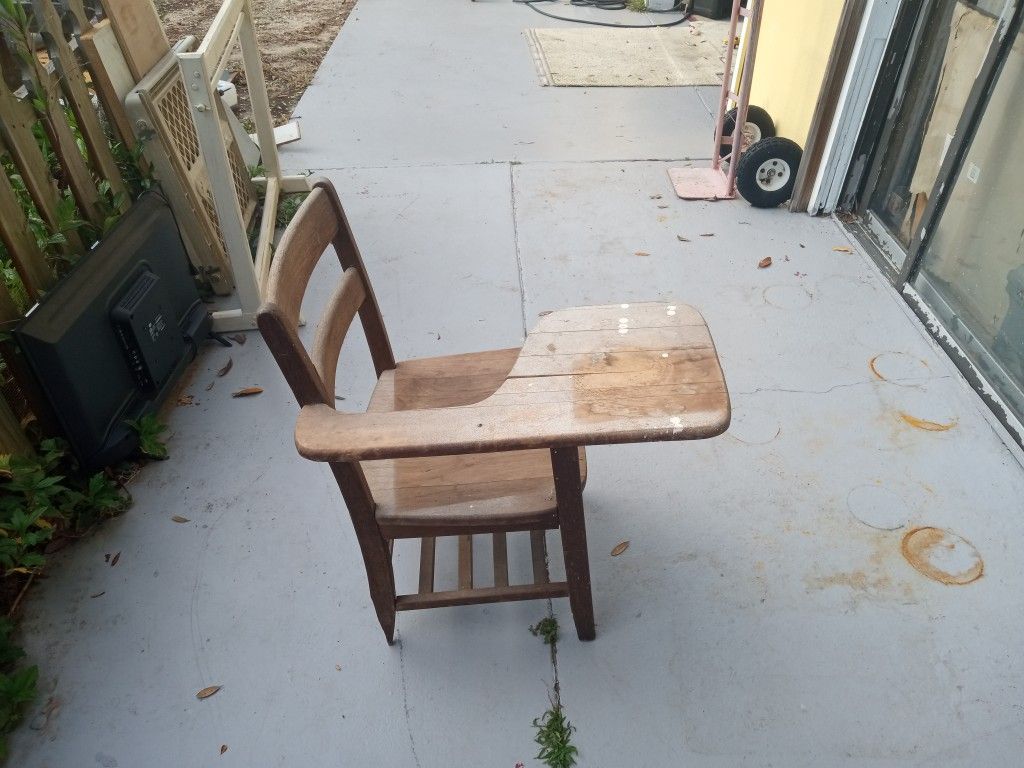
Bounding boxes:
[533,703,579,768]
[276,193,308,229]
[126,414,169,460]
[529,615,578,766]
[529,616,559,646]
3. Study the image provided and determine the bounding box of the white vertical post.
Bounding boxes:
[177,48,262,330]
[238,0,280,179]
[175,0,312,331]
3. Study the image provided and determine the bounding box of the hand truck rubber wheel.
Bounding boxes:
[735,136,803,208]
[718,105,776,158]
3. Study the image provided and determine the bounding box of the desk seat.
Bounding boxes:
[364,348,586,538]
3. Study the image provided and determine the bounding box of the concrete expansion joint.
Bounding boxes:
[283,157,715,175]
[509,163,529,339]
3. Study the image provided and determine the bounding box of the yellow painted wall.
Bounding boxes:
[748,0,846,146]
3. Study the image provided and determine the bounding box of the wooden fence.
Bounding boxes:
[0,0,159,455]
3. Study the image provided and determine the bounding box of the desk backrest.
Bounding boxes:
[258,178,395,409]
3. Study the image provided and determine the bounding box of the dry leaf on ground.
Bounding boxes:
[196,685,221,700]
[758,257,773,269]
[833,245,853,253]
[634,251,650,257]
[177,394,195,406]
[231,334,246,345]
[232,387,264,398]
[205,381,215,392]
[700,233,715,237]
[172,515,190,524]
[610,541,630,557]
[90,591,105,598]
[217,358,233,377]
[649,194,662,199]
[110,551,120,567]
[677,235,690,242]
[220,745,228,755]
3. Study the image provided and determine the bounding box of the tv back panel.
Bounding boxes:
[15,192,210,469]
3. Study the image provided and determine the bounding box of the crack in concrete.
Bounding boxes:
[694,85,716,119]
[396,631,423,768]
[538,541,565,732]
[543,599,562,709]
[735,375,953,397]
[509,162,529,339]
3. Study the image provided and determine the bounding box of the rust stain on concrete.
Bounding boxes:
[901,527,983,585]
[807,569,892,593]
[898,411,957,432]
[805,530,919,603]
[869,354,886,381]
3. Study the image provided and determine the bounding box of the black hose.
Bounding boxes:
[513,0,691,28]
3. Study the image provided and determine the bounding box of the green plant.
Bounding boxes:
[533,703,579,768]
[0,1,31,65]
[0,261,28,314]
[111,138,154,200]
[91,179,130,239]
[529,616,578,766]
[0,155,82,286]
[627,0,647,11]
[529,616,559,646]
[0,439,131,576]
[1,0,151,277]
[0,435,132,754]
[126,414,169,460]
[80,473,130,518]
[0,617,35,759]
[0,447,66,574]
[276,193,308,229]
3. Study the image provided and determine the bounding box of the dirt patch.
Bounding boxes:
[155,0,356,123]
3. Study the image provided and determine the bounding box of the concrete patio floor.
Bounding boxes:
[12,1,1024,766]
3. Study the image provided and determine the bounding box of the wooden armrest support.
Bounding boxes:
[295,302,731,462]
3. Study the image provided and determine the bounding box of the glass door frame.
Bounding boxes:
[839,0,932,281]
[842,0,1024,442]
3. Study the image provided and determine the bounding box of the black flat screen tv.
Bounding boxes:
[15,191,210,469]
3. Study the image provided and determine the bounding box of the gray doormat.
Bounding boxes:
[526,26,724,87]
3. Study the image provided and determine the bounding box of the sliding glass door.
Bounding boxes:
[912,17,1024,417]
[844,0,1024,434]
[858,0,1008,272]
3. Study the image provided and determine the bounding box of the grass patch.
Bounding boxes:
[276,192,308,229]
[627,0,647,11]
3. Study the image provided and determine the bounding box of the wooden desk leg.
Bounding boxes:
[551,446,596,641]
[331,462,397,644]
